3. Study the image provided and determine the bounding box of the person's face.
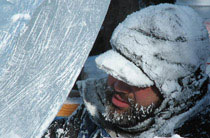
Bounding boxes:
[102,75,162,127]
[107,75,161,109]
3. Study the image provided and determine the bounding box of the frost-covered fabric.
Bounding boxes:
[96,4,209,95]
[96,50,153,87]
[42,76,209,138]
[93,4,210,137]
[77,76,209,138]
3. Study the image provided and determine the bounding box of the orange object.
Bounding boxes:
[57,104,80,117]
[57,90,81,117]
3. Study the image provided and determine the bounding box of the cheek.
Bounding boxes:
[134,88,160,107]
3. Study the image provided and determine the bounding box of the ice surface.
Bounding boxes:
[11,13,31,23]
[0,0,110,137]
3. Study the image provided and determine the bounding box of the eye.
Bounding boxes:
[107,75,117,87]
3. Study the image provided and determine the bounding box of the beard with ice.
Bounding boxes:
[77,68,209,137]
[102,86,156,128]
[78,78,157,129]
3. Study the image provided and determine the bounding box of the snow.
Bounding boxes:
[154,134,182,138]
[96,50,154,87]
[94,4,210,137]
[77,73,210,137]
[84,100,97,117]
[56,128,64,138]
[97,4,209,95]
[0,0,110,137]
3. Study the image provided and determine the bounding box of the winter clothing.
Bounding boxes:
[95,4,210,137]
[43,4,210,138]
[42,104,111,138]
[42,77,210,138]
[96,4,209,89]
[77,77,209,138]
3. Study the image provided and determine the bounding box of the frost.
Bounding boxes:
[1,131,21,138]
[84,100,97,116]
[97,4,209,95]
[171,134,182,138]
[11,13,31,22]
[96,50,154,87]
[0,0,110,137]
[56,128,64,138]
[154,134,182,138]
[94,4,210,138]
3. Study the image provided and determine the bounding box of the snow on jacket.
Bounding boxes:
[42,76,210,138]
[42,103,111,138]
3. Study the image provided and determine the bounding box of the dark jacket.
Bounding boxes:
[42,103,210,138]
[43,74,210,138]
[42,104,111,138]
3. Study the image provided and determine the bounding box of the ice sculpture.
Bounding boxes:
[0,0,110,137]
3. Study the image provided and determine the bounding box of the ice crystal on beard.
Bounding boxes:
[146,103,154,114]
[117,117,120,121]
[100,85,156,127]
[128,115,131,121]
[102,102,156,127]
[114,111,119,118]
[128,97,134,103]
[140,106,147,117]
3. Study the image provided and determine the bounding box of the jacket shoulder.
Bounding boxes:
[174,105,210,138]
[42,104,87,138]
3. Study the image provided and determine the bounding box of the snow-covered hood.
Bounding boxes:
[89,4,210,137]
[77,75,209,137]
[96,4,210,97]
